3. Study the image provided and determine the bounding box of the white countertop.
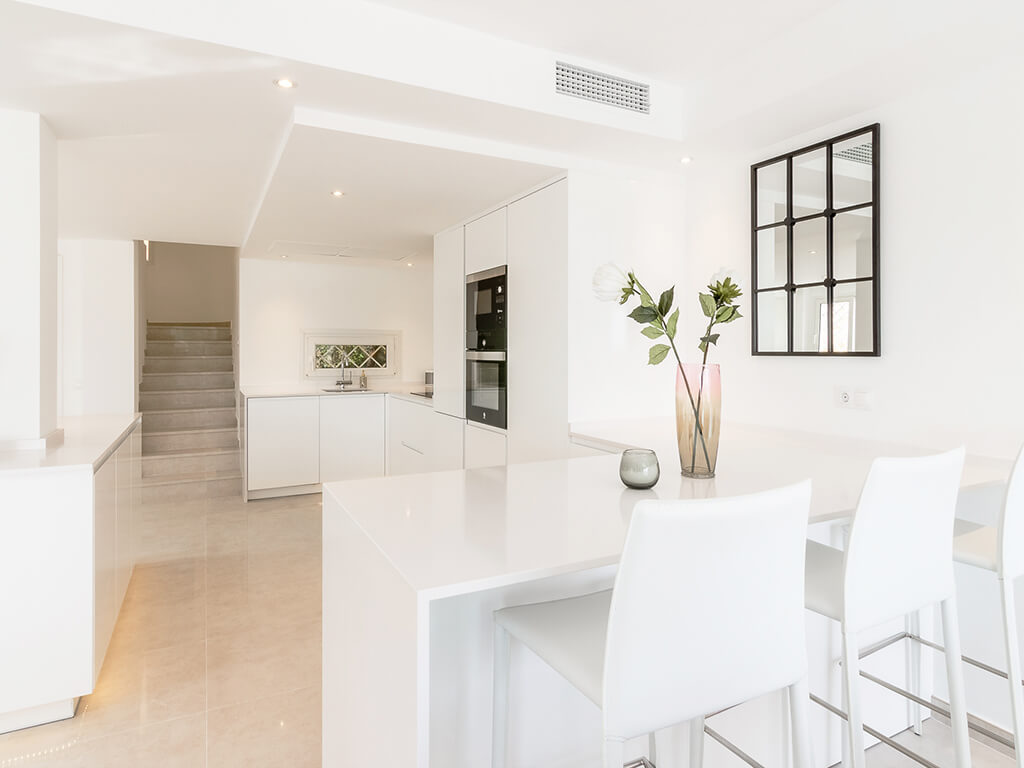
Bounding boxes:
[324,421,1012,600]
[241,382,433,406]
[0,413,141,475]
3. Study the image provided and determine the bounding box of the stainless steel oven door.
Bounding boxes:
[465,351,506,429]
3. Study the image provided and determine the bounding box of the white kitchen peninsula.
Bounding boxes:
[322,423,1011,768]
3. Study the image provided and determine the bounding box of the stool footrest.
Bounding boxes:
[704,725,766,768]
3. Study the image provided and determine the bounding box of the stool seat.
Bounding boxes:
[495,590,611,706]
[952,519,999,572]
[805,540,844,620]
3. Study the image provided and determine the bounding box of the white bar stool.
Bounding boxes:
[951,446,1024,767]
[804,448,971,768]
[491,481,814,768]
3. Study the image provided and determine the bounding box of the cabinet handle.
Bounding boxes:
[401,441,424,456]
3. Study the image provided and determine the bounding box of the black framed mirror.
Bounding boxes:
[750,123,880,356]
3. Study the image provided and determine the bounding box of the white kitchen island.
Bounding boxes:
[322,423,1011,768]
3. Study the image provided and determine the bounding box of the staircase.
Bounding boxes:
[139,322,242,503]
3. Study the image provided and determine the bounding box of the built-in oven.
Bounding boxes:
[466,266,506,351]
[466,351,507,429]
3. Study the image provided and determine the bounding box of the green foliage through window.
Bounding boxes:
[314,344,388,370]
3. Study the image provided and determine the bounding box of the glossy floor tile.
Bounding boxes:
[0,492,323,768]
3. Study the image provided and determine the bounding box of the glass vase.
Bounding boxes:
[675,363,721,478]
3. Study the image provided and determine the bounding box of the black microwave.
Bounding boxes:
[466,266,506,351]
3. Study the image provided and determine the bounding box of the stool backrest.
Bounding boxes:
[999,445,1024,579]
[602,480,812,742]
[842,448,965,633]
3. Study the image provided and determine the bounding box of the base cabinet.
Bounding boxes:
[388,398,465,475]
[464,423,507,469]
[320,395,386,482]
[247,396,320,491]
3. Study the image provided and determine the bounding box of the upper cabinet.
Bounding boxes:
[465,207,507,275]
[433,227,466,418]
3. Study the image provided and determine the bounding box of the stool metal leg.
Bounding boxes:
[908,611,924,736]
[1000,577,1024,768]
[648,731,657,766]
[940,597,971,768]
[492,624,510,768]
[789,677,812,768]
[690,716,705,768]
[842,631,867,768]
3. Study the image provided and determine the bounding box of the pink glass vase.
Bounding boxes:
[675,363,721,478]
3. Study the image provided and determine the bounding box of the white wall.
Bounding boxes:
[60,240,136,416]
[679,52,1024,460]
[0,109,58,442]
[144,241,237,323]
[239,258,433,387]
[566,169,687,424]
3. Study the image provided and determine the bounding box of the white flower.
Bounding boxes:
[711,267,736,286]
[592,262,632,303]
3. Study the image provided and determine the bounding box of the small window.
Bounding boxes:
[303,330,401,379]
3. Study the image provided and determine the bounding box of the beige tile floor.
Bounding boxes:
[0,493,323,768]
[0,490,1016,768]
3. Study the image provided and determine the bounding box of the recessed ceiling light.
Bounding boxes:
[281,254,288,259]
[406,262,414,267]
[679,156,693,165]
[274,78,296,89]
[331,190,344,198]
[809,250,817,255]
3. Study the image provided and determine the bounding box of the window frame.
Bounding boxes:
[302,329,402,380]
[750,123,880,356]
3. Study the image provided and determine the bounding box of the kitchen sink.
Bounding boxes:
[321,387,371,393]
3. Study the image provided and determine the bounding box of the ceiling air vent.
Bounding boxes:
[833,142,873,165]
[555,61,650,114]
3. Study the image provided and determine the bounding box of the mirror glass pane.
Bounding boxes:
[756,161,787,226]
[832,132,873,208]
[792,148,827,215]
[833,280,874,353]
[792,217,827,284]
[756,291,788,352]
[756,226,787,288]
[833,208,873,280]
[793,285,828,352]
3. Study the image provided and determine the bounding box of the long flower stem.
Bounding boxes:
[690,316,717,472]
[630,278,712,472]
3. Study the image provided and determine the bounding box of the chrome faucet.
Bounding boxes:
[336,355,352,388]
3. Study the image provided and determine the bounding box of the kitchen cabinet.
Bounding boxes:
[93,455,117,683]
[507,179,569,463]
[320,395,385,482]
[433,227,466,418]
[464,423,507,469]
[388,397,465,475]
[247,396,320,491]
[464,207,506,275]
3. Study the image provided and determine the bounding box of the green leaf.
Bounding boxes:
[636,283,655,307]
[715,305,736,322]
[698,340,708,354]
[658,286,675,317]
[665,308,679,340]
[721,309,742,324]
[641,326,665,339]
[701,333,721,346]
[628,306,659,324]
[699,293,716,318]
[648,344,671,365]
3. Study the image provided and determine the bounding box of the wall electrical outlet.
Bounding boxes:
[836,386,872,410]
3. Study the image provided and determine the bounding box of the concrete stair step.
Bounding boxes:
[142,447,240,478]
[139,388,235,411]
[142,427,238,454]
[140,372,234,391]
[142,407,237,432]
[146,340,232,357]
[144,355,233,373]
[140,469,242,503]
[147,325,232,341]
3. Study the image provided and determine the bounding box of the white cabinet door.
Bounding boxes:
[387,397,431,476]
[507,179,569,463]
[320,395,386,483]
[93,457,116,684]
[464,423,507,469]
[114,436,132,609]
[428,411,464,471]
[433,227,466,418]
[465,207,507,275]
[247,397,320,490]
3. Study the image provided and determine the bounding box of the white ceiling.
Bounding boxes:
[244,125,560,264]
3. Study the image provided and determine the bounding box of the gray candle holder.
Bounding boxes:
[618,448,660,490]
